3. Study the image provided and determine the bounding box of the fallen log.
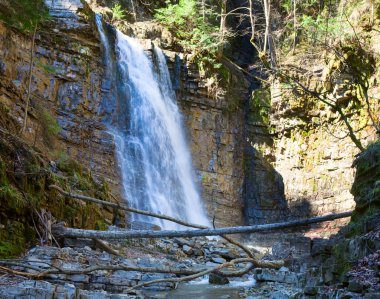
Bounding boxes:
[53,211,352,240]
[49,184,257,258]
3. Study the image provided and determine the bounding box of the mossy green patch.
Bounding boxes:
[0,129,113,258]
[0,221,27,259]
[332,242,352,276]
[0,0,49,33]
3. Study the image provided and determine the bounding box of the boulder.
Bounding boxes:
[209,273,229,285]
[303,286,318,296]
[254,268,299,284]
[182,245,194,255]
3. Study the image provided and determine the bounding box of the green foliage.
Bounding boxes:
[111,3,126,21]
[0,130,113,258]
[0,0,49,33]
[0,221,27,259]
[0,184,25,212]
[155,0,223,68]
[250,89,271,125]
[332,242,352,275]
[57,156,82,176]
[37,107,60,147]
[278,0,352,53]
[0,158,26,212]
[36,60,59,75]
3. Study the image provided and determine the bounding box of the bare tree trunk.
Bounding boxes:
[292,0,297,53]
[263,0,270,53]
[217,0,227,58]
[202,0,206,21]
[130,0,136,21]
[248,0,260,53]
[53,211,352,240]
[20,24,37,134]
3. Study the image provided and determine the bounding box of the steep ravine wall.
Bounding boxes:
[0,2,121,195]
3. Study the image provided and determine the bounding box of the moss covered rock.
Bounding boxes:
[351,141,380,215]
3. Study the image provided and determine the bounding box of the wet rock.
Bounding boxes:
[209,272,229,285]
[0,61,5,75]
[339,291,362,299]
[311,238,333,256]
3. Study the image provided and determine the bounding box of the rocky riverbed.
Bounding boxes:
[0,228,379,298]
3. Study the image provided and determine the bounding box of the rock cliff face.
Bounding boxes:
[176,63,248,227]
[0,1,121,194]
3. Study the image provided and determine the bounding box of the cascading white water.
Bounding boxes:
[96,16,210,230]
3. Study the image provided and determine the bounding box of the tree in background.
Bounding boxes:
[155,0,232,69]
[246,0,379,151]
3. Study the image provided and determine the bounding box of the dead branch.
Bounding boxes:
[93,238,121,256]
[127,258,255,291]
[52,211,352,240]
[0,265,48,279]
[0,258,264,278]
[48,185,202,229]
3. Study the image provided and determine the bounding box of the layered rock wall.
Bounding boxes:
[0,2,121,194]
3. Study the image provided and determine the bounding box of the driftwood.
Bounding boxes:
[0,257,261,278]
[53,211,352,240]
[127,258,254,291]
[93,238,121,256]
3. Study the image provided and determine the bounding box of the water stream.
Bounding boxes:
[95,16,210,230]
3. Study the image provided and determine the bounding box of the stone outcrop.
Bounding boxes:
[177,62,249,227]
[0,1,121,194]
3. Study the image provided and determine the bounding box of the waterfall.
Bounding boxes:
[96,16,210,230]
